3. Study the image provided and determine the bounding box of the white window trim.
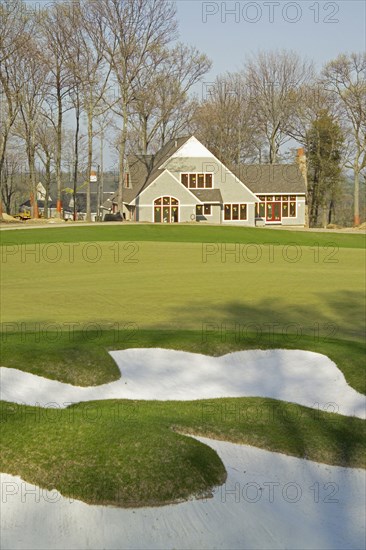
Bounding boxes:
[152,196,180,223]
[181,172,214,189]
[196,204,213,216]
[255,195,298,219]
[223,203,248,222]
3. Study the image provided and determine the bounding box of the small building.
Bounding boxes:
[104,135,306,226]
[19,199,58,218]
[64,192,115,221]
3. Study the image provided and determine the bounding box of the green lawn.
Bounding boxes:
[1,223,365,247]
[1,397,364,507]
[1,225,365,507]
[1,237,365,342]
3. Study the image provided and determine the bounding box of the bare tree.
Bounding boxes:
[89,0,177,215]
[323,53,366,225]
[38,3,74,217]
[15,34,49,218]
[131,43,211,156]
[193,72,261,166]
[0,0,28,216]
[0,142,26,214]
[35,118,56,218]
[60,0,112,221]
[244,50,314,163]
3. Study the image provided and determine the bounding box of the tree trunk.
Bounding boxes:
[354,169,360,226]
[117,99,128,217]
[328,200,335,225]
[73,98,80,221]
[86,104,93,222]
[321,203,328,228]
[44,155,51,219]
[269,132,277,164]
[55,71,63,218]
[99,128,104,221]
[28,145,38,219]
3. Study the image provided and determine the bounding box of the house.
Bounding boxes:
[103,136,307,226]
[19,182,57,218]
[64,192,115,221]
[19,199,58,218]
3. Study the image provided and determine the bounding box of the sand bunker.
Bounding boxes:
[1,348,365,418]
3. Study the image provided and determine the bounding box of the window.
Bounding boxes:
[181,173,214,189]
[125,173,130,188]
[189,174,197,188]
[256,202,265,217]
[281,197,296,218]
[196,204,212,216]
[205,174,213,188]
[154,197,179,223]
[224,204,247,221]
[240,204,247,220]
[256,195,297,219]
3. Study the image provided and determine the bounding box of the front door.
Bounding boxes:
[266,201,281,222]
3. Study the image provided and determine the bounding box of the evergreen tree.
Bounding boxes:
[306,111,344,227]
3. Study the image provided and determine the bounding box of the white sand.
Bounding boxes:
[1,436,365,550]
[1,348,365,549]
[1,348,365,418]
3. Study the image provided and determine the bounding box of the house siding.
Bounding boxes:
[134,171,200,223]
[281,196,306,225]
[196,204,221,224]
[165,157,257,226]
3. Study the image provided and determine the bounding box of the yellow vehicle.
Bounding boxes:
[14,211,31,220]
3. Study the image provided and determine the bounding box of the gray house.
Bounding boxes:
[103,136,306,226]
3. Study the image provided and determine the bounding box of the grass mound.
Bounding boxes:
[1,397,364,507]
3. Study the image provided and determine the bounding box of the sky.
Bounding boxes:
[176,0,366,99]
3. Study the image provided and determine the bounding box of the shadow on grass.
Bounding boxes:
[1,290,365,393]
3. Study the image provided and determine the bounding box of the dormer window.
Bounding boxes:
[181,173,213,189]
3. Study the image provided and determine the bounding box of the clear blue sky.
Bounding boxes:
[176,0,366,98]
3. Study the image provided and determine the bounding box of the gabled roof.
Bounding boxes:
[231,164,306,194]
[135,136,191,195]
[111,137,191,205]
[20,199,57,209]
[110,137,306,206]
